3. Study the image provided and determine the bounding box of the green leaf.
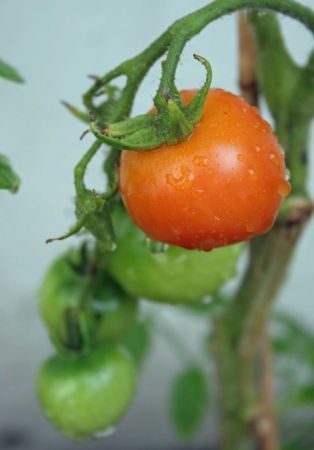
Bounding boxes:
[0,154,20,193]
[0,58,24,83]
[170,366,209,439]
[272,311,314,365]
[122,322,151,367]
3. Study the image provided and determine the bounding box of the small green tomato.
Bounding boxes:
[36,344,136,440]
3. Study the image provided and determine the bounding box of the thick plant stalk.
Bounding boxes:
[213,203,311,450]
[212,12,312,450]
[257,333,278,450]
[239,15,278,450]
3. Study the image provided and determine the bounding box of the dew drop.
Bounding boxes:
[256,146,261,152]
[166,166,194,190]
[247,168,257,181]
[246,221,258,233]
[193,156,209,167]
[269,153,275,160]
[277,179,291,198]
[237,153,244,162]
[94,427,117,439]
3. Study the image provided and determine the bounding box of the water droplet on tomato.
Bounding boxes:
[237,153,244,162]
[269,152,281,165]
[247,168,257,181]
[94,427,116,438]
[193,156,209,167]
[246,221,259,233]
[166,166,194,190]
[285,169,291,181]
[256,146,261,152]
[277,179,291,198]
[146,237,169,253]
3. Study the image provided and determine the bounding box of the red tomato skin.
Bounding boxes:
[119,89,290,251]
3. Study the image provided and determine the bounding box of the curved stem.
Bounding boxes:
[84,0,314,130]
[74,140,102,194]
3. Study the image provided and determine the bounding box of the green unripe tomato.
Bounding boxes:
[91,277,137,343]
[106,206,243,304]
[36,344,136,440]
[38,249,137,350]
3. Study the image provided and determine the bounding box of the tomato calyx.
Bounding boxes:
[90,54,212,151]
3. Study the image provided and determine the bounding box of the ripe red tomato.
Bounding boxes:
[119,89,290,251]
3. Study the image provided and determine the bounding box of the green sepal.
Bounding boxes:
[0,153,20,193]
[90,54,212,151]
[46,192,117,252]
[63,85,121,126]
[77,195,117,252]
[0,58,24,83]
[61,101,89,123]
[49,306,94,355]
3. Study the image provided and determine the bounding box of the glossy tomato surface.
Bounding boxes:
[106,206,243,304]
[119,89,290,251]
[37,344,136,440]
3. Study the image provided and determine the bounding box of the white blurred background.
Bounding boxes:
[0,0,313,449]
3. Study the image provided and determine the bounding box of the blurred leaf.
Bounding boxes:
[122,322,151,367]
[0,154,20,192]
[272,311,314,365]
[0,58,24,83]
[284,384,314,408]
[170,366,209,439]
[282,440,306,450]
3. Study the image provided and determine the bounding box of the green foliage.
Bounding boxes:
[0,58,24,83]
[122,322,151,367]
[170,366,209,439]
[0,153,20,193]
[273,311,314,410]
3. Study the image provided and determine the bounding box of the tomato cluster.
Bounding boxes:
[37,248,138,439]
[38,88,290,441]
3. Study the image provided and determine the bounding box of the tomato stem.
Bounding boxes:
[81,0,313,152]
